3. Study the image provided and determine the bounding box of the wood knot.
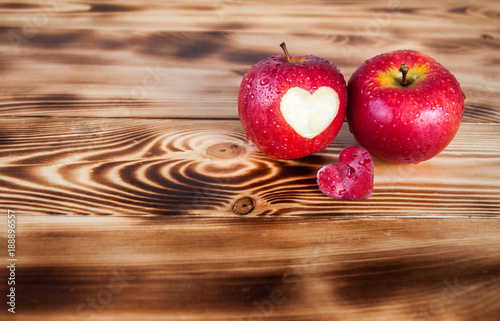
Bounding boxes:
[207,143,243,159]
[232,197,255,215]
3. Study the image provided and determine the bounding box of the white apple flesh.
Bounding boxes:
[280,86,340,139]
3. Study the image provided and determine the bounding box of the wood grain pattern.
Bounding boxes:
[1,119,499,217]
[2,215,500,320]
[0,0,499,120]
[1,0,500,320]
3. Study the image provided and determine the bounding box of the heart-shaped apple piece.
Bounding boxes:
[317,146,374,200]
[280,86,340,139]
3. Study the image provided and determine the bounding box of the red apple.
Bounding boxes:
[317,145,374,201]
[238,42,347,159]
[347,49,465,164]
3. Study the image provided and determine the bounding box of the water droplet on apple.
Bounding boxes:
[250,94,255,99]
[415,112,420,118]
[260,78,269,86]
[358,158,372,167]
[338,189,347,196]
[347,166,356,178]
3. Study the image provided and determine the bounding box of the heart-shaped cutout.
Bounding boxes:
[317,146,374,200]
[280,86,339,139]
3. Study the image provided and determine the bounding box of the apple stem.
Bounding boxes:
[400,63,409,87]
[280,42,291,62]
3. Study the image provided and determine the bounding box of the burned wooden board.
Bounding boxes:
[1,119,499,217]
[7,215,500,321]
[1,0,500,320]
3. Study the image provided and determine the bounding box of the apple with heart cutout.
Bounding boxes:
[238,42,347,159]
[347,49,466,164]
[317,145,374,201]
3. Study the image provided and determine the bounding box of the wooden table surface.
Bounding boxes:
[1,1,500,320]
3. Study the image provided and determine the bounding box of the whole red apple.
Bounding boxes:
[238,42,347,159]
[347,49,465,164]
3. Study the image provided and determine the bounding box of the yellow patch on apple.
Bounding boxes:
[377,64,428,88]
[280,86,340,139]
